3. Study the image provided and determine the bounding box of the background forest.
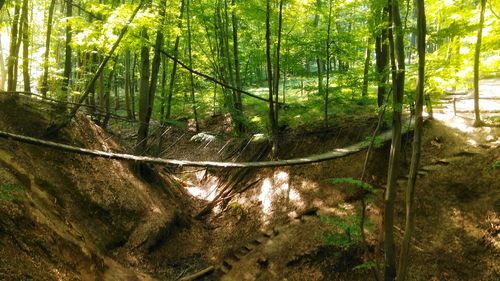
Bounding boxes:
[1,0,499,136]
[0,0,499,280]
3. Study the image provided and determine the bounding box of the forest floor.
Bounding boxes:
[0,80,498,281]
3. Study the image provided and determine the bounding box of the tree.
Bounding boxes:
[136,28,151,155]
[384,0,405,279]
[62,0,73,98]
[397,0,426,279]
[266,0,278,158]
[40,0,56,96]
[7,0,21,92]
[473,0,486,127]
[20,0,30,93]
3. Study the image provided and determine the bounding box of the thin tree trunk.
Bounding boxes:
[40,0,56,96]
[266,0,278,158]
[166,0,185,120]
[232,0,244,134]
[0,38,6,90]
[375,6,389,108]
[159,54,168,124]
[136,28,151,155]
[362,40,371,98]
[21,0,30,93]
[187,0,199,132]
[124,49,133,119]
[131,52,137,119]
[397,0,425,279]
[473,0,486,127]
[384,0,405,279]
[62,0,73,98]
[273,0,283,125]
[325,0,333,127]
[7,0,21,92]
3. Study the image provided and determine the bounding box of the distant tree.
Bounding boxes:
[40,0,56,97]
[7,0,21,92]
[473,0,486,127]
[20,0,30,93]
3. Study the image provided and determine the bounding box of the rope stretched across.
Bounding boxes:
[0,119,421,169]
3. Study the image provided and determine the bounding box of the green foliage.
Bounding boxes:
[0,184,25,201]
[326,177,377,195]
[353,261,377,271]
[490,160,500,170]
[320,215,362,248]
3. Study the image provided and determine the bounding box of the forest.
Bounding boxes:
[0,0,499,280]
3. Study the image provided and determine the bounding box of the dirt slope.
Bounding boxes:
[0,94,189,280]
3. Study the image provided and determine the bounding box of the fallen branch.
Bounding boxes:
[178,266,215,281]
[0,117,424,169]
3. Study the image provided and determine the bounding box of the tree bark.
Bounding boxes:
[187,0,199,132]
[232,0,245,134]
[384,0,405,279]
[165,0,185,120]
[62,0,73,98]
[325,0,333,127]
[473,0,486,127]
[40,0,56,96]
[21,0,30,93]
[375,8,389,108]
[124,49,133,119]
[136,28,151,155]
[7,0,21,92]
[397,0,425,279]
[266,0,278,158]
[362,40,371,98]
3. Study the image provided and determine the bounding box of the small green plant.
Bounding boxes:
[490,160,500,170]
[321,215,362,248]
[0,183,25,201]
[326,177,377,195]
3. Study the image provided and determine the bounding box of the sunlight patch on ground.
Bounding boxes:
[449,207,484,240]
[187,184,217,201]
[257,170,304,219]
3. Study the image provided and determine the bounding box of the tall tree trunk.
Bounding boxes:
[325,0,333,127]
[273,0,283,124]
[166,0,185,120]
[40,0,56,96]
[7,0,21,92]
[0,38,6,90]
[266,0,278,158]
[397,0,425,279]
[473,0,486,127]
[362,40,371,98]
[21,0,30,93]
[131,52,137,119]
[187,0,199,132]
[136,28,151,155]
[315,0,323,96]
[375,8,389,108]
[232,0,245,134]
[159,54,168,124]
[124,49,133,119]
[62,0,73,98]
[384,0,405,279]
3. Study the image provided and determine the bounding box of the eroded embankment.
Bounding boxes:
[0,94,190,280]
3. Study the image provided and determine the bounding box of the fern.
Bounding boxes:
[326,177,377,194]
[0,184,25,201]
